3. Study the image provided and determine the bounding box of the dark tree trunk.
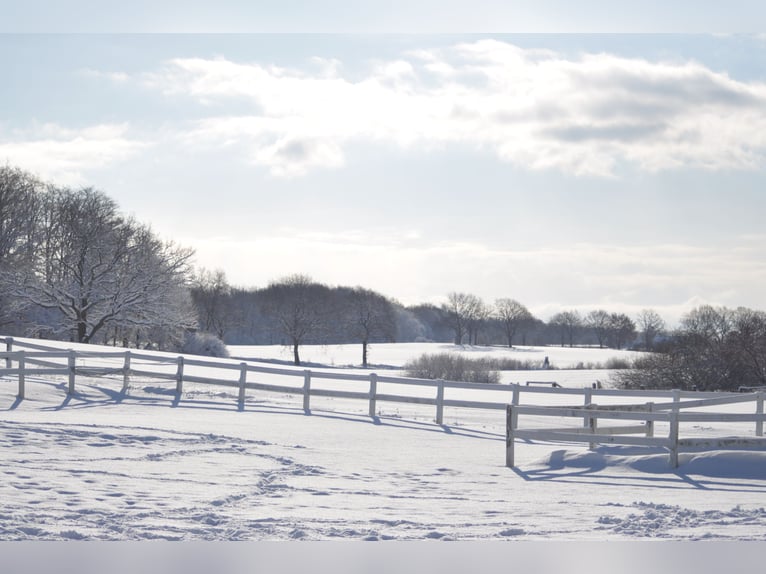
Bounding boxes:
[293,341,301,365]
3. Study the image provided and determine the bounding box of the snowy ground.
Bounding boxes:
[2,339,765,541]
[230,341,643,371]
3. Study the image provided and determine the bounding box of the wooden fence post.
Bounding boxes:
[756,393,764,437]
[238,362,247,405]
[668,410,680,468]
[303,370,312,411]
[589,412,598,450]
[506,405,517,468]
[4,337,11,369]
[672,388,681,411]
[17,350,25,400]
[122,351,131,392]
[368,372,378,417]
[512,384,520,407]
[68,350,76,395]
[583,387,593,431]
[175,356,184,395]
[435,379,445,425]
[645,402,654,438]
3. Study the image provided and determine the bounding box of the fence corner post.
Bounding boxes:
[435,379,445,425]
[506,404,517,468]
[756,392,763,437]
[67,349,76,395]
[238,362,247,405]
[122,350,131,392]
[303,369,311,411]
[4,337,12,369]
[368,372,378,418]
[17,350,25,400]
[175,355,184,395]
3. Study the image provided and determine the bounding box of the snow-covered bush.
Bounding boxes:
[181,332,230,358]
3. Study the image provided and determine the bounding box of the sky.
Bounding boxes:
[1,3,766,325]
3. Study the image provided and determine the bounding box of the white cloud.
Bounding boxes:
[139,40,766,177]
[0,123,148,185]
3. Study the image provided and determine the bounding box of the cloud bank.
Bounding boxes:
[147,39,766,177]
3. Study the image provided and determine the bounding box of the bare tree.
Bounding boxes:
[110,225,197,348]
[615,305,766,392]
[729,307,766,387]
[191,268,232,339]
[0,165,41,267]
[495,298,532,348]
[8,186,194,344]
[259,274,331,365]
[549,310,582,347]
[345,286,396,367]
[585,309,611,348]
[608,312,636,350]
[442,292,471,345]
[0,166,42,330]
[635,308,665,351]
[464,294,489,345]
[681,305,733,344]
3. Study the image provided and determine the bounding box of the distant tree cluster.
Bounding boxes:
[190,274,668,366]
[436,292,651,352]
[192,273,396,366]
[0,165,196,349]
[614,305,766,392]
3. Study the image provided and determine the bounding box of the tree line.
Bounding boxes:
[0,164,664,364]
[190,272,668,366]
[4,164,763,388]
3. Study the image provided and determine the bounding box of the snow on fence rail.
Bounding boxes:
[505,392,766,469]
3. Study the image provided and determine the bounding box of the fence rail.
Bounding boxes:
[4,337,532,422]
[506,392,766,469]
[2,337,658,422]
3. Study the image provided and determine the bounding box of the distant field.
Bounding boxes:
[228,342,646,386]
[229,342,645,369]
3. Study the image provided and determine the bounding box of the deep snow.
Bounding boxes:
[1,339,765,541]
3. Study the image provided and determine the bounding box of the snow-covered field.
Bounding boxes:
[230,341,642,371]
[2,339,766,542]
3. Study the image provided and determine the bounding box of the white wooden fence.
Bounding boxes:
[2,337,556,423]
[4,336,766,468]
[505,392,766,469]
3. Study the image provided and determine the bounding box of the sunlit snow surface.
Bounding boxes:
[1,340,765,540]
